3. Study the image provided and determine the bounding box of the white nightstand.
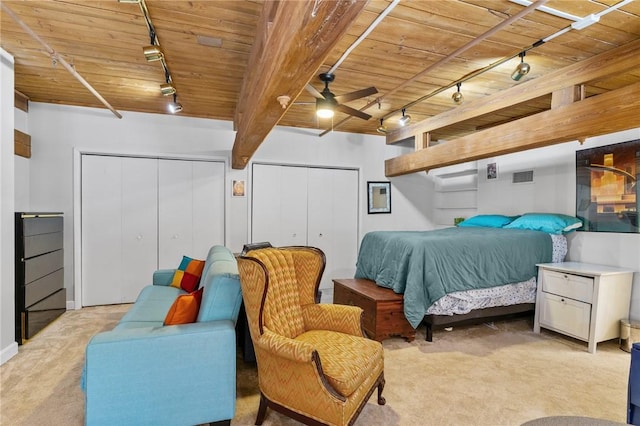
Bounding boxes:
[534,262,634,354]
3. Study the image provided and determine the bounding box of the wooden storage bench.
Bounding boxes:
[333,278,415,342]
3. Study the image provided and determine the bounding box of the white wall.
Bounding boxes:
[24,102,434,302]
[1,101,434,358]
[14,105,29,211]
[1,48,18,364]
[477,129,640,320]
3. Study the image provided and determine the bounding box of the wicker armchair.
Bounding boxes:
[237,246,385,426]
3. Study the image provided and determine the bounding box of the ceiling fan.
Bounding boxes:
[305,73,377,120]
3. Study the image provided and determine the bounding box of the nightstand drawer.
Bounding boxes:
[539,292,591,340]
[542,270,593,303]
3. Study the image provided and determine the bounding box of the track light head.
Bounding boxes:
[377,118,387,134]
[160,83,176,96]
[399,109,411,126]
[143,45,163,62]
[452,83,464,104]
[169,102,183,113]
[167,94,182,113]
[511,52,530,81]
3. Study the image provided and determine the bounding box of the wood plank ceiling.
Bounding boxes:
[2,0,640,170]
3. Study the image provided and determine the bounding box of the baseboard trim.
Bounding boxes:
[66,300,76,310]
[1,341,18,365]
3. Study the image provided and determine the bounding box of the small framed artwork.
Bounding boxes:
[232,179,246,197]
[367,181,391,214]
[487,162,498,180]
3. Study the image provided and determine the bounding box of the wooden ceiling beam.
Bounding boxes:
[385,81,640,177]
[386,38,640,144]
[231,0,367,170]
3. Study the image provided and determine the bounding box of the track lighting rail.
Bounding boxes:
[120,0,181,113]
[318,0,547,137]
[1,2,122,118]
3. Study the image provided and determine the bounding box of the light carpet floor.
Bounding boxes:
[0,304,632,426]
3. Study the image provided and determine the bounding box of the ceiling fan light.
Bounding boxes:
[160,83,176,96]
[317,108,334,119]
[143,45,163,62]
[316,98,334,118]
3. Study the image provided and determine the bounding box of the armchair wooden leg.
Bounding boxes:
[255,393,268,425]
[377,376,386,405]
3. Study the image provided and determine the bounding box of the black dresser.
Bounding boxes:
[15,212,66,344]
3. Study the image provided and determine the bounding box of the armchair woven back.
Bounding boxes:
[237,246,325,339]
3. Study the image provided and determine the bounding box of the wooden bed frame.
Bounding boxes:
[422,303,535,342]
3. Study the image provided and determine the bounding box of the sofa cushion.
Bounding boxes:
[201,245,236,278]
[197,274,243,323]
[136,285,183,302]
[295,330,384,397]
[120,294,181,323]
[171,256,205,292]
[113,321,164,330]
[164,287,204,325]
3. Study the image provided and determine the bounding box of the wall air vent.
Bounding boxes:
[512,170,534,184]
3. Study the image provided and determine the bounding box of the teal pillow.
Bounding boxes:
[504,213,582,234]
[457,214,518,228]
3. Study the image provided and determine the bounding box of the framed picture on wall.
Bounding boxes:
[367,181,391,214]
[232,179,245,197]
[487,162,498,180]
[576,139,639,233]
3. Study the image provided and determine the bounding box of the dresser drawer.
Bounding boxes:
[539,292,591,340]
[542,270,593,303]
[24,250,64,285]
[24,269,64,308]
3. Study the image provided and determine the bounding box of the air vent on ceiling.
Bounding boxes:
[512,170,534,184]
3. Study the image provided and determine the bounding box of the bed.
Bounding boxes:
[354,217,572,341]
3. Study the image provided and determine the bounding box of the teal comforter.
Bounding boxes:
[354,227,552,328]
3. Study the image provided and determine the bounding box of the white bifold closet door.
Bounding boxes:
[251,164,308,247]
[81,155,224,306]
[251,164,358,299]
[157,159,225,268]
[307,167,359,292]
[81,155,158,306]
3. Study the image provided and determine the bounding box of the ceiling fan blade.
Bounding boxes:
[336,104,372,120]
[305,84,325,99]
[334,86,378,104]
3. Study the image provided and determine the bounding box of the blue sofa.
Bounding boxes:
[82,245,243,426]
